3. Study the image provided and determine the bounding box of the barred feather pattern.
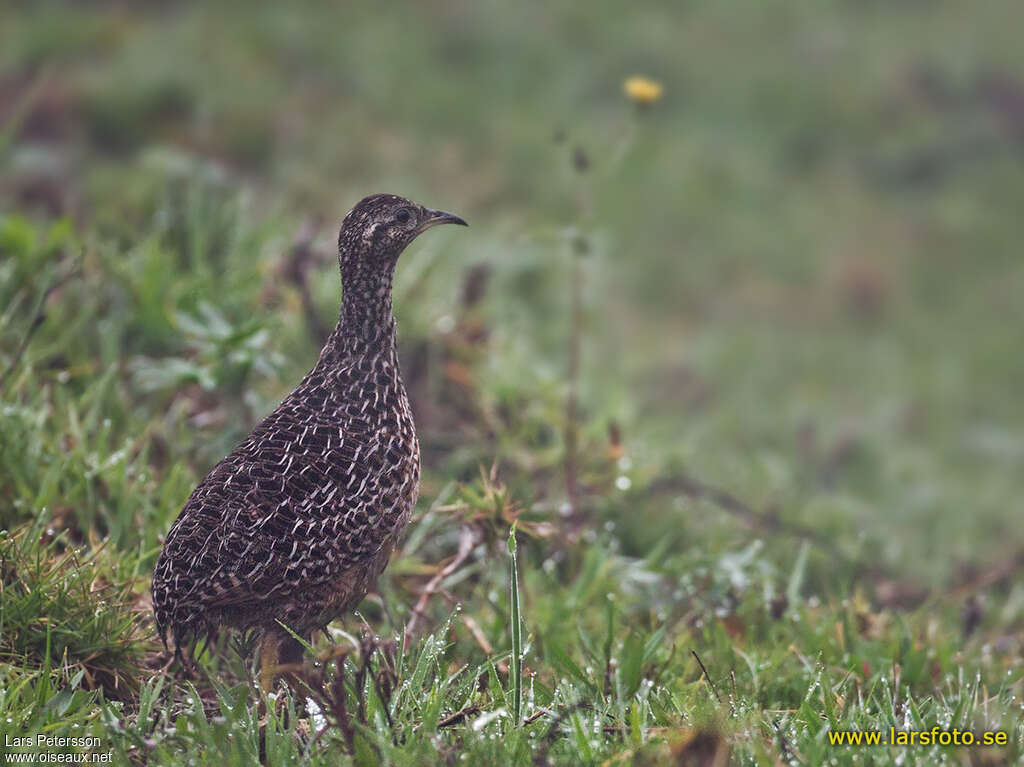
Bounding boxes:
[150,194,462,657]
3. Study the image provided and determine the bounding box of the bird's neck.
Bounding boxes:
[334,268,398,352]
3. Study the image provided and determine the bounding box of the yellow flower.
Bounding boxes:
[623,76,663,106]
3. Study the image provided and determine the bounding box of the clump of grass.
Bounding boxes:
[0,665,103,747]
[103,677,309,765]
[0,520,148,699]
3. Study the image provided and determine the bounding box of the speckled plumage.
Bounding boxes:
[152,194,466,664]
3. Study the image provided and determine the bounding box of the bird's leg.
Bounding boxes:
[259,634,280,694]
[258,632,308,693]
[256,635,277,766]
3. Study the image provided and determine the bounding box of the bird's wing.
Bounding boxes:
[171,426,413,612]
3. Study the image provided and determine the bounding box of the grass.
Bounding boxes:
[509,524,523,728]
[1,0,1023,764]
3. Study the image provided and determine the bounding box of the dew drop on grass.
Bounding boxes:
[306,698,327,730]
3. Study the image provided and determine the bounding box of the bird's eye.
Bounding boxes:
[395,208,411,224]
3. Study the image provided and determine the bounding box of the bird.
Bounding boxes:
[151,194,467,687]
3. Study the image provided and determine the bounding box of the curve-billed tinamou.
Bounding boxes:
[152,194,467,687]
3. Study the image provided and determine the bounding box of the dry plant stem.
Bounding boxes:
[333,664,356,755]
[462,613,493,654]
[523,708,553,725]
[662,472,841,556]
[437,704,481,728]
[563,164,591,528]
[942,548,1024,603]
[282,217,330,347]
[0,259,81,393]
[403,525,476,642]
[564,250,583,523]
[690,649,722,705]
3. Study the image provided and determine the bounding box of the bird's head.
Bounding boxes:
[335,193,466,340]
[338,193,467,277]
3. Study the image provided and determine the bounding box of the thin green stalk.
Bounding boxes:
[508,523,522,726]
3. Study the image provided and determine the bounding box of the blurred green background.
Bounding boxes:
[1,1,1023,763]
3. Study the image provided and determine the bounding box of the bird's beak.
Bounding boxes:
[416,209,468,234]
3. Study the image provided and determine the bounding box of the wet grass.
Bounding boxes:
[1,1,1023,764]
